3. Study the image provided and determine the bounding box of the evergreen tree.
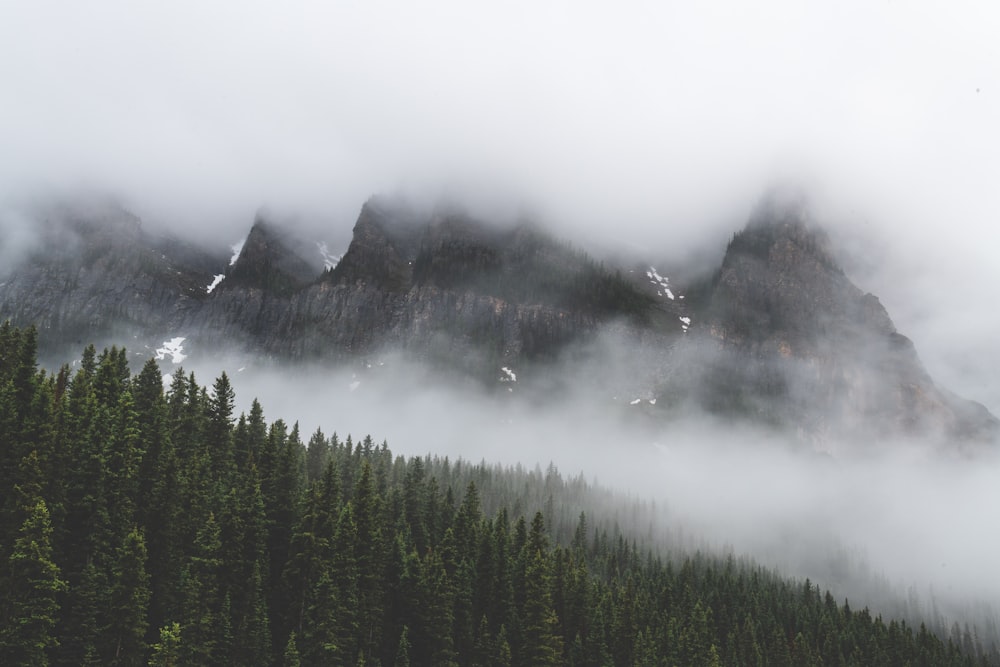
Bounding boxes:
[107,528,151,666]
[148,622,181,667]
[206,372,236,485]
[0,494,65,666]
[180,512,224,665]
[353,460,386,659]
[394,625,411,667]
[282,632,301,667]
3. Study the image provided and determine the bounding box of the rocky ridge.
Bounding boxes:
[0,195,994,444]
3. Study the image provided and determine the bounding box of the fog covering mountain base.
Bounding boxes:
[0,193,994,448]
[3,193,1000,650]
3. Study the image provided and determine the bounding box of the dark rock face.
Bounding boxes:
[0,194,995,445]
[680,199,998,442]
[224,218,318,294]
[0,204,220,361]
[216,198,657,375]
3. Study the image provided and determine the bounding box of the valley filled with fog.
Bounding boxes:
[4,0,1000,660]
[153,328,1000,646]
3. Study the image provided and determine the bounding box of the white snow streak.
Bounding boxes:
[230,238,245,266]
[206,274,225,293]
[647,266,676,300]
[154,337,188,364]
[500,366,517,382]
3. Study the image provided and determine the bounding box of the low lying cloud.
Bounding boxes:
[146,336,1000,640]
[5,0,1000,645]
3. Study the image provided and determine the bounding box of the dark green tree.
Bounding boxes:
[148,622,181,667]
[107,528,151,666]
[0,494,66,666]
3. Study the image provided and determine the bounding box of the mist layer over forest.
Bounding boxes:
[156,335,1000,641]
[3,0,1000,660]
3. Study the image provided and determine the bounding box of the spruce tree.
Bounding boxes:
[0,496,66,666]
[148,622,181,667]
[108,528,151,666]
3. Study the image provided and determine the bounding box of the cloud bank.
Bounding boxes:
[4,1,1000,636]
[2,0,998,405]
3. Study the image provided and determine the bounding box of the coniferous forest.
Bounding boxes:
[1,322,997,666]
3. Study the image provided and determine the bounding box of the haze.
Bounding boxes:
[163,346,1000,642]
[3,0,1000,642]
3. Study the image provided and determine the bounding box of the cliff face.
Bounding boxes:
[681,200,998,442]
[196,198,639,372]
[224,218,318,294]
[0,204,220,360]
[0,195,995,445]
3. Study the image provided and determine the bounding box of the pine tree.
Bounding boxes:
[521,546,564,666]
[180,512,224,665]
[418,549,458,667]
[394,625,411,667]
[282,632,301,667]
[148,622,181,667]
[206,372,236,485]
[305,427,329,484]
[108,528,151,666]
[0,496,66,666]
[353,460,385,659]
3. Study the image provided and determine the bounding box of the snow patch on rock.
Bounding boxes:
[206,274,225,293]
[155,337,188,364]
[230,238,245,266]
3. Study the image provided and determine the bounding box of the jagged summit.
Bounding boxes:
[330,200,655,317]
[682,200,999,442]
[326,198,424,291]
[0,193,995,446]
[709,204,885,351]
[224,216,318,294]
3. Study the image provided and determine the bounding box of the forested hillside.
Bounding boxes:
[0,322,995,666]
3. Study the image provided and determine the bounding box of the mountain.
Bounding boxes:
[0,202,222,360]
[666,197,999,443]
[0,194,995,445]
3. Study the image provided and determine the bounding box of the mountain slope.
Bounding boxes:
[0,203,221,361]
[675,198,998,442]
[0,194,994,444]
[189,197,662,372]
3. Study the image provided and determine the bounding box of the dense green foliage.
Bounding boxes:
[0,321,996,666]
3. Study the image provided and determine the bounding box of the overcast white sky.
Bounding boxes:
[2,0,1000,406]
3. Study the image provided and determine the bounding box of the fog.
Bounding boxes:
[158,336,1000,632]
[3,1,999,404]
[4,0,1000,642]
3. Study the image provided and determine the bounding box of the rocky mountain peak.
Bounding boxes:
[687,199,998,442]
[326,198,423,292]
[1,192,995,447]
[710,201,894,353]
[225,215,317,293]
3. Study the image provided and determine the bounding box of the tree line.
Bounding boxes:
[0,321,995,666]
